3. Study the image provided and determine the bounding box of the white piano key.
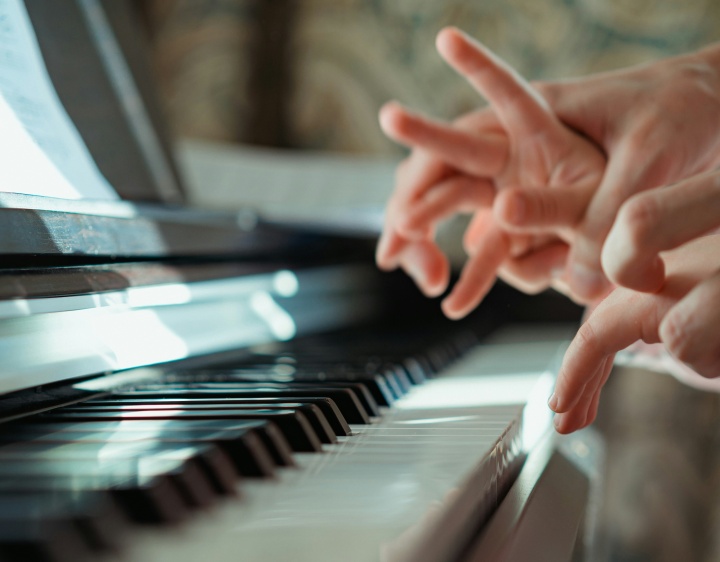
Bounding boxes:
[114,331,564,562]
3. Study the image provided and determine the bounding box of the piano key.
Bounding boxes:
[0,491,127,553]
[245,349,428,385]
[0,454,210,515]
[0,473,187,525]
[130,383,371,424]
[245,349,427,390]
[175,366,398,405]
[97,395,352,437]
[0,514,92,562]
[1,440,238,499]
[39,409,323,453]
[202,378,382,417]
[81,401,338,445]
[11,420,287,475]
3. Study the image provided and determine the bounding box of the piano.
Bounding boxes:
[0,1,601,561]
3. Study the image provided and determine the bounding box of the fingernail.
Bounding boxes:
[553,414,562,431]
[569,263,606,300]
[548,393,559,412]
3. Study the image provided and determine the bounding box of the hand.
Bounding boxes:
[376,27,606,318]
[601,169,720,291]
[549,234,720,434]
[508,45,720,301]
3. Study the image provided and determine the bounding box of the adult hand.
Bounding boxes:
[376,27,605,318]
[549,234,720,434]
[602,169,720,291]
[508,46,720,301]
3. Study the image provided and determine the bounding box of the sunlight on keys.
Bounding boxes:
[396,374,543,410]
[250,292,297,341]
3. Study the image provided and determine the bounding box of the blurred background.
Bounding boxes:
[131,2,720,560]
[135,0,720,152]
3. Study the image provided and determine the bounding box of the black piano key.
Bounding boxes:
[178,366,398,406]
[129,383,371,424]
[0,492,126,553]
[161,434,251,487]
[399,357,429,385]
[242,350,427,390]
[0,472,187,525]
[0,441,237,499]
[240,350,425,386]
[0,426,272,479]
[39,409,323,453]
[82,400,338,445]
[0,516,91,562]
[192,376,381,416]
[165,457,216,509]
[107,394,352,437]
[303,382,379,417]
[0,452,212,513]
[9,420,286,475]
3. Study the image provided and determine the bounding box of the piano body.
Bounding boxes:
[0,1,602,561]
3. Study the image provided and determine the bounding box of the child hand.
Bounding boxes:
[377,27,606,317]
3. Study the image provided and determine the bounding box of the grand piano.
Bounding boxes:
[0,1,601,561]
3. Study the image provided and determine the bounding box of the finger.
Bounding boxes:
[567,141,666,301]
[442,221,509,319]
[583,355,615,428]
[602,170,720,292]
[398,176,495,238]
[494,185,593,231]
[387,149,451,215]
[498,240,569,295]
[660,270,720,378]
[397,239,451,298]
[464,211,536,261]
[436,27,557,138]
[533,78,608,143]
[379,102,508,177]
[552,358,606,435]
[376,229,407,271]
[549,288,656,414]
[377,152,449,268]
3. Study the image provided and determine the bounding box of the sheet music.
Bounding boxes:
[0,0,118,200]
[178,139,397,235]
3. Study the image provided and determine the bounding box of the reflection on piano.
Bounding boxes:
[0,1,600,561]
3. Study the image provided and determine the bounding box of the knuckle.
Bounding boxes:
[537,192,559,222]
[574,320,601,358]
[660,311,694,364]
[617,194,660,252]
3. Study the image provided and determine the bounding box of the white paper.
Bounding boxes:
[0,0,118,200]
[178,139,397,234]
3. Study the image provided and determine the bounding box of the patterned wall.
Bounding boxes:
[143,0,720,152]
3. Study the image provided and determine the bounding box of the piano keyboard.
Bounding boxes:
[0,325,560,562]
